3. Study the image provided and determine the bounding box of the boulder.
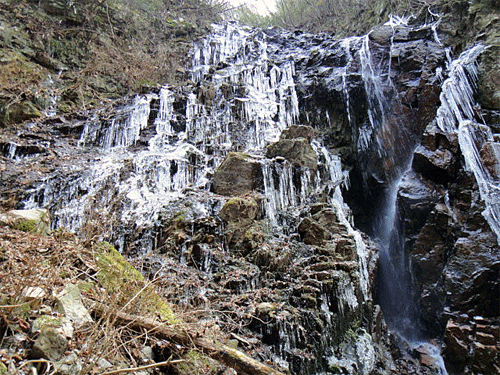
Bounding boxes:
[266,138,318,170]
[219,196,260,225]
[33,315,74,339]
[213,152,263,196]
[56,284,93,328]
[478,46,500,110]
[31,327,68,361]
[280,125,315,143]
[412,144,457,184]
[0,208,51,235]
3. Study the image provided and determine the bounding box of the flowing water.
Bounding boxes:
[375,43,488,375]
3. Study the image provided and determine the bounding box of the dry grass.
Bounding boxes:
[0,226,226,374]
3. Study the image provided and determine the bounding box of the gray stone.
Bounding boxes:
[213,152,263,196]
[54,353,83,375]
[266,138,318,170]
[31,327,68,361]
[0,208,51,235]
[56,284,93,328]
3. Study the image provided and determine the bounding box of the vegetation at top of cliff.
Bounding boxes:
[0,0,228,127]
[233,0,499,37]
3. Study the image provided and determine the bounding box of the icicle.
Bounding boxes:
[435,45,485,133]
[458,121,500,243]
[6,143,17,159]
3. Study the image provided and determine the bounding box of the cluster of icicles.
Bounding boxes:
[436,44,500,244]
[26,23,348,234]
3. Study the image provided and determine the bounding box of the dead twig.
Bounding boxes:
[100,359,185,375]
[92,306,286,375]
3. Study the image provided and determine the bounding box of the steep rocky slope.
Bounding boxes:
[0,1,499,375]
[0,0,222,127]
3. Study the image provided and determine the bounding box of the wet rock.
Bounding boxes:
[266,138,318,170]
[370,24,433,45]
[0,208,51,235]
[398,170,443,241]
[411,203,451,286]
[412,144,457,184]
[31,327,69,361]
[478,45,500,110]
[444,232,499,317]
[219,196,260,225]
[55,284,93,328]
[444,315,500,374]
[480,141,500,178]
[213,152,263,196]
[280,125,315,143]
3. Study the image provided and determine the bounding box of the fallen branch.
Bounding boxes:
[92,307,286,375]
[100,359,185,375]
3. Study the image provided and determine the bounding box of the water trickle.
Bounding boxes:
[374,44,487,374]
[6,143,17,159]
[358,34,388,152]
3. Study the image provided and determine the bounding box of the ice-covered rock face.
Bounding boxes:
[22,23,353,243]
[8,19,473,375]
[22,20,448,243]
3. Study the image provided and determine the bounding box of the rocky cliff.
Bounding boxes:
[0,1,499,375]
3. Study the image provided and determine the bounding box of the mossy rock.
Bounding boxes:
[0,208,51,235]
[32,315,63,331]
[219,196,259,224]
[0,49,47,126]
[176,350,220,375]
[94,242,178,323]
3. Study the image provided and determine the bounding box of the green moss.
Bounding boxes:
[32,315,63,331]
[176,350,219,375]
[171,210,188,226]
[13,303,32,320]
[0,362,7,375]
[11,219,38,232]
[94,242,178,323]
